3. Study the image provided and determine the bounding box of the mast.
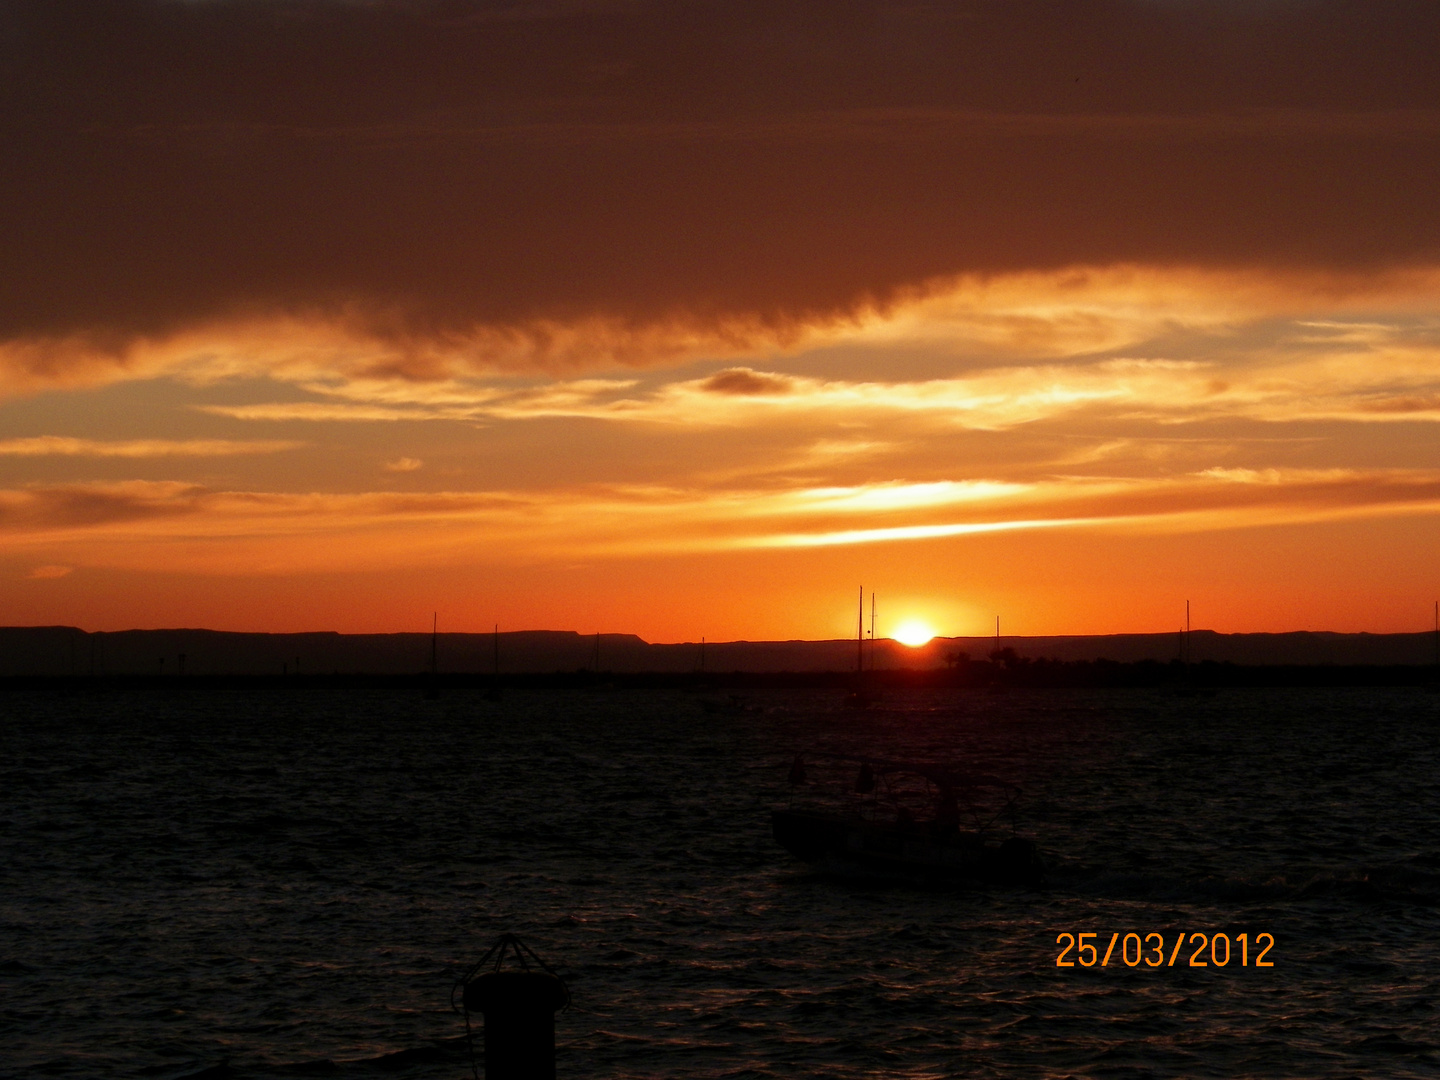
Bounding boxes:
[870,592,876,671]
[1185,600,1191,664]
[700,636,705,674]
[995,615,1000,658]
[431,612,438,675]
[857,586,864,673]
[494,623,499,676]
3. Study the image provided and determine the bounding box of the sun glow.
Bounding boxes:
[892,619,936,647]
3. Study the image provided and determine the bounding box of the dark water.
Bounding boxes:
[2,687,1438,1079]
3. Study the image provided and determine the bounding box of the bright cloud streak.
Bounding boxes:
[5,469,1440,577]
[0,436,304,457]
[783,482,1028,514]
[746,517,1092,549]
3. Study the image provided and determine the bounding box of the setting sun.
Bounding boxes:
[892,619,937,648]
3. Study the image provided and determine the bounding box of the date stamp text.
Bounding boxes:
[1055,931,1274,968]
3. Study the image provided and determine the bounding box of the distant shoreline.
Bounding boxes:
[3,625,1440,679]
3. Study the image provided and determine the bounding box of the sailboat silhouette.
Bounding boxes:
[424,612,440,699]
[843,587,874,708]
[484,623,503,702]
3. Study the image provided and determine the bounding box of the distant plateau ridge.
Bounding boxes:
[2,626,1438,677]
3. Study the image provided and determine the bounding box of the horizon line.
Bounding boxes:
[4,624,1438,644]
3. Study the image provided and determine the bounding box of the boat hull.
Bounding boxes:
[772,809,1044,886]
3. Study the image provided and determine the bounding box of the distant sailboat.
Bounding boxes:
[843,587,873,708]
[1175,600,1215,698]
[484,623,502,701]
[424,612,440,699]
[987,615,1009,692]
[870,591,876,672]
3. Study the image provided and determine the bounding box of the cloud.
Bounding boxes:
[183,305,1440,435]
[701,369,795,396]
[0,481,209,530]
[3,1,1439,382]
[0,436,304,457]
[4,468,1440,574]
[783,481,1027,515]
[201,361,1153,428]
[197,402,441,423]
[26,564,73,579]
[746,517,1092,549]
[383,457,424,472]
[0,265,1436,405]
[0,313,797,397]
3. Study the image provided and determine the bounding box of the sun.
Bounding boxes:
[892,619,936,647]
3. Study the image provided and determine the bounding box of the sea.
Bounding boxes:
[2,686,1437,1079]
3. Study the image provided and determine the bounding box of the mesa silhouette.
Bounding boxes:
[4,626,1439,679]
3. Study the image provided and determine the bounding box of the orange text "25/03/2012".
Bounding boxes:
[1056,931,1274,968]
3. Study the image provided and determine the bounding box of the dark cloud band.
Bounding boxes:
[4,0,1438,349]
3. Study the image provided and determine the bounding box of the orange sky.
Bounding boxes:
[3,2,1440,639]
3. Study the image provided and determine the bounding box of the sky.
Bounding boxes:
[3,0,1440,641]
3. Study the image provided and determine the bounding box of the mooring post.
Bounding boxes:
[455,934,569,1080]
[464,970,567,1079]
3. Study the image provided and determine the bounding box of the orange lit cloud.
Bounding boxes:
[0,314,833,400]
[4,265,1439,399]
[5,469,1440,577]
[185,311,1440,435]
[26,564,73,580]
[0,436,303,457]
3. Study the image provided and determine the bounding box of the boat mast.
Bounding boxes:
[857,586,864,673]
[493,623,499,676]
[431,612,438,675]
[870,592,876,671]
